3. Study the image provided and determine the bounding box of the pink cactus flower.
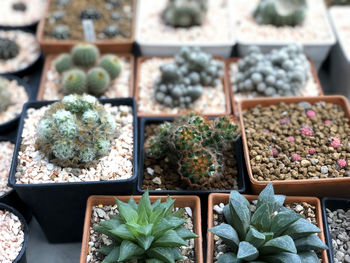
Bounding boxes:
[300,125,314,136]
[306,110,316,118]
[329,137,341,148]
[308,148,316,154]
[291,153,301,162]
[337,159,347,168]
[287,136,295,142]
[324,120,332,125]
[280,118,291,125]
[270,148,278,157]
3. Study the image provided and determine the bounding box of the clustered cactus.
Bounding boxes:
[234,45,311,97]
[103,24,123,38]
[0,78,13,113]
[162,0,208,28]
[0,38,19,60]
[253,0,308,27]
[95,191,198,262]
[209,183,328,263]
[80,7,102,20]
[145,114,239,185]
[53,43,122,96]
[36,94,116,168]
[51,25,71,40]
[154,47,224,108]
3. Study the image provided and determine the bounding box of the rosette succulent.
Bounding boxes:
[209,183,328,263]
[95,191,198,262]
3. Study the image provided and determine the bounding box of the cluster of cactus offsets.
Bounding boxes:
[0,78,13,112]
[36,94,116,168]
[253,0,307,27]
[233,45,311,97]
[154,47,224,108]
[51,24,71,40]
[0,37,19,60]
[145,114,239,185]
[210,183,328,263]
[162,0,208,28]
[96,191,198,262]
[53,43,122,96]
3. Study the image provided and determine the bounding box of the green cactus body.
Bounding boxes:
[0,38,19,60]
[99,54,122,79]
[253,0,307,27]
[71,43,99,67]
[62,69,87,95]
[87,67,111,96]
[36,94,116,168]
[54,53,73,74]
[0,78,13,112]
[209,183,328,262]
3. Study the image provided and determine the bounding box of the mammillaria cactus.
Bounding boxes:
[209,183,328,263]
[145,114,239,185]
[162,0,208,28]
[0,38,19,60]
[253,0,307,27]
[154,47,223,108]
[51,25,71,40]
[71,43,99,68]
[36,94,116,167]
[234,45,311,97]
[54,53,73,74]
[0,78,13,113]
[62,69,87,94]
[95,191,198,262]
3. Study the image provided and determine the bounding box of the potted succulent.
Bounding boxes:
[0,202,29,263]
[135,46,231,117]
[322,197,350,263]
[9,94,138,243]
[234,0,336,70]
[37,43,134,100]
[207,183,329,263]
[138,114,247,195]
[36,0,136,54]
[135,0,235,57]
[239,95,350,197]
[226,44,323,115]
[80,191,203,263]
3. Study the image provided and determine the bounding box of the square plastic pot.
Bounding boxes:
[8,98,138,243]
[322,197,350,263]
[207,193,328,263]
[80,195,203,263]
[238,95,350,197]
[137,117,247,196]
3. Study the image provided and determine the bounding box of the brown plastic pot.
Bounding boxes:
[225,57,324,117]
[238,95,350,197]
[37,53,135,100]
[36,0,136,55]
[207,193,328,263]
[135,56,232,118]
[80,195,203,263]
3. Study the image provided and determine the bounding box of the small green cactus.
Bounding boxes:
[0,78,13,113]
[61,69,87,95]
[99,54,122,79]
[51,24,70,40]
[54,53,73,74]
[36,94,116,167]
[253,0,307,27]
[0,38,19,60]
[71,43,99,68]
[87,67,111,96]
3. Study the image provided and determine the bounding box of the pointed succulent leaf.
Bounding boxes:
[99,219,122,230]
[153,216,186,238]
[229,190,250,210]
[270,210,302,235]
[172,247,183,260]
[260,235,297,255]
[136,235,154,250]
[101,246,120,263]
[294,234,328,252]
[127,222,153,236]
[147,247,176,263]
[209,223,240,250]
[262,232,274,242]
[146,259,164,263]
[237,241,259,261]
[217,252,242,263]
[94,225,122,243]
[128,196,138,211]
[118,240,144,261]
[153,229,187,247]
[229,200,251,240]
[223,204,234,226]
[251,203,272,232]
[246,226,266,248]
[151,198,161,209]
[150,198,175,223]
[261,252,302,263]
[110,224,136,241]
[138,190,152,219]
[175,227,198,240]
[282,219,321,239]
[274,195,286,208]
[115,199,138,223]
[257,183,285,214]
[298,251,319,263]
[164,196,176,217]
[172,208,185,218]
[98,244,115,256]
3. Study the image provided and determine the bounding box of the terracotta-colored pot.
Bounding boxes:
[225,57,324,116]
[135,56,232,118]
[207,193,328,263]
[80,195,203,263]
[36,0,136,55]
[37,53,135,100]
[238,95,350,197]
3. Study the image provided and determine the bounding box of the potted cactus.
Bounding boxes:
[207,183,329,263]
[234,0,336,70]
[135,46,231,117]
[135,0,235,57]
[9,93,138,243]
[80,191,203,263]
[37,43,134,100]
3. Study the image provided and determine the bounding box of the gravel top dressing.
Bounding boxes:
[0,141,15,196]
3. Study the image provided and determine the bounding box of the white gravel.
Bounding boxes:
[138,58,227,115]
[0,142,15,196]
[15,104,134,184]
[330,7,350,59]
[0,209,25,263]
[42,56,132,100]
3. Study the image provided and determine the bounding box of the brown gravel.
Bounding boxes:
[142,124,238,191]
[243,102,350,181]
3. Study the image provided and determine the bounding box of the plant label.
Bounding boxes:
[82,20,96,42]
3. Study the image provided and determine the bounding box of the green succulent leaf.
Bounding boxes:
[110,224,136,241]
[147,247,176,263]
[128,196,138,211]
[94,225,122,243]
[257,183,285,214]
[138,191,152,220]
[209,223,240,250]
[223,204,234,226]
[298,251,319,263]
[294,234,328,252]
[153,216,186,238]
[175,227,198,240]
[261,252,302,263]
[229,190,251,211]
[126,222,153,236]
[118,240,144,261]
[282,219,322,239]
[151,198,162,209]
[115,199,138,223]
[98,244,115,256]
[217,252,242,263]
[136,235,155,250]
[150,198,175,224]
[260,235,297,255]
[153,229,187,247]
[251,203,272,232]
[146,259,164,263]
[262,232,274,242]
[229,199,251,240]
[246,227,266,248]
[102,246,120,263]
[99,219,122,230]
[173,208,185,218]
[270,210,302,236]
[237,241,259,261]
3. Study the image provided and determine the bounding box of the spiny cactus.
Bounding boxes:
[253,0,308,27]
[103,24,122,38]
[233,45,311,97]
[145,114,239,185]
[0,38,19,60]
[154,46,223,108]
[162,0,208,28]
[36,94,116,168]
[87,67,110,96]
[209,183,328,263]
[80,7,102,20]
[62,69,87,95]
[51,25,70,40]
[99,54,122,79]
[0,78,13,113]
[54,53,73,74]
[71,43,99,68]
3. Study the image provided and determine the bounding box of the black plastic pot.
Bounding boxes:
[322,197,350,263]
[0,22,38,31]
[137,117,247,196]
[0,202,29,263]
[9,98,138,243]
